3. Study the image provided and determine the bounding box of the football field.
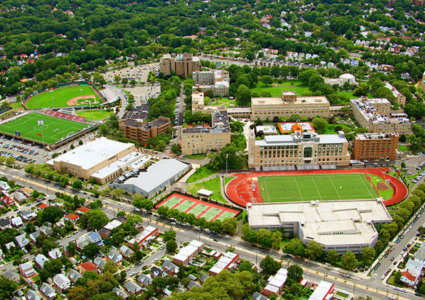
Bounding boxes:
[258,173,379,203]
[0,113,89,145]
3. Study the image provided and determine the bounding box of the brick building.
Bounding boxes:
[160,53,201,78]
[353,132,399,161]
[119,116,171,145]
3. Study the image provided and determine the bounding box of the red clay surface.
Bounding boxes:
[156,193,240,222]
[225,168,407,207]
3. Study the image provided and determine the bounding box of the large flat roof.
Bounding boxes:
[117,159,189,193]
[92,152,150,180]
[248,200,392,247]
[49,137,134,171]
[252,96,329,106]
[255,133,347,147]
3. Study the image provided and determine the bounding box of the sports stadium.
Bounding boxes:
[225,168,408,207]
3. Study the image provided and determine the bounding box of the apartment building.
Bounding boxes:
[350,98,412,135]
[384,82,406,107]
[119,116,171,145]
[251,91,330,120]
[192,70,230,97]
[181,110,231,155]
[159,53,201,78]
[353,132,399,161]
[248,131,350,170]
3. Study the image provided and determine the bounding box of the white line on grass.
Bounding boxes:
[329,176,342,200]
[360,174,378,199]
[293,177,304,202]
[311,177,323,201]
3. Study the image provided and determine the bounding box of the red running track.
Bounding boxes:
[225,168,408,208]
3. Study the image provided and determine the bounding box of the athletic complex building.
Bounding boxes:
[246,200,392,254]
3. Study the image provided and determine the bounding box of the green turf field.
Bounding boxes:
[25,86,103,109]
[202,208,222,221]
[0,113,89,145]
[175,200,195,212]
[216,211,236,221]
[161,196,182,208]
[76,110,111,121]
[258,173,379,203]
[187,204,208,217]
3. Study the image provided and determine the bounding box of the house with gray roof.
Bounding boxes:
[107,248,123,265]
[29,230,40,244]
[163,260,179,275]
[94,257,106,272]
[0,218,11,229]
[187,280,201,290]
[4,270,20,282]
[40,283,56,299]
[252,292,270,300]
[53,274,71,291]
[26,289,41,300]
[112,287,129,299]
[124,281,143,295]
[150,266,166,278]
[119,245,134,258]
[40,225,53,236]
[5,241,15,251]
[22,210,37,221]
[68,269,82,284]
[48,248,62,259]
[137,273,152,287]
[35,254,49,269]
[200,273,209,283]
[88,231,103,245]
[415,246,425,264]
[19,262,36,278]
[15,234,29,249]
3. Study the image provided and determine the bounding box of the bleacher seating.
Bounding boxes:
[44,110,86,123]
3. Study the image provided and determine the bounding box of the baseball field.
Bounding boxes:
[0,113,89,145]
[25,85,103,109]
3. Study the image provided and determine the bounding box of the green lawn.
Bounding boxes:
[25,85,103,109]
[185,153,207,160]
[0,113,89,144]
[224,177,235,185]
[337,91,374,99]
[186,166,218,183]
[258,173,379,203]
[76,109,111,120]
[322,123,354,134]
[187,177,227,203]
[210,98,236,107]
[369,174,394,201]
[398,145,410,152]
[250,81,311,97]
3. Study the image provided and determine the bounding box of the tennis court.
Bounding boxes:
[258,173,378,203]
[161,196,181,208]
[187,204,208,216]
[174,200,195,212]
[202,208,222,221]
[155,193,240,222]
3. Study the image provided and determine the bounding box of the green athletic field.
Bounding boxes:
[202,208,222,221]
[216,211,237,222]
[0,113,89,145]
[187,204,208,216]
[76,110,111,120]
[175,200,195,212]
[25,86,103,109]
[258,173,379,203]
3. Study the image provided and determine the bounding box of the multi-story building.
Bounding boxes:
[251,91,330,120]
[384,82,406,107]
[159,53,201,78]
[119,116,171,145]
[353,132,399,161]
[192,70,230,97]
[191,91,252,118]
[350,97,412,135]
[248,131,350,170]
[181,110,231,155]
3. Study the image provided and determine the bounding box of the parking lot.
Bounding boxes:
[104,63,159,84]
[0,139,50,164]
[124,83,161,105]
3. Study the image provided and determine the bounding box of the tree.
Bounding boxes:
[166,240,177,253]
[306,241,323,261]
[285,238,304,254]
[112,188,124,200]
[171,143,181,154]
[260,255,281,275]
[341,251,358,271]
[271,231,283,250]
[222,218,238,235]
[73,180,82,190]
[238,260,252,272]
[288,264,303,282]
[5,157,15,168]
[362,247,376,266]
[66,242,77,256]
[103,260,118,274]
[163,230,176,242]
[0,276,18,299]
[83,243,101,259]
[236,84,251,106]
[80,209,109,230]
[40,206,64,223]
[327,250,340,265]
[261,75,273,86]
[312,118,328,134]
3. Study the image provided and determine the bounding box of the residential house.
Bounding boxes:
[11,216,23,227]
[137,273,152,287]
[40,225,53,236]
[401,270,419,287]
[0,181,11,191]
[115,216,128,224]
[29,231,40,244]
[119,245,135,258]
[40,283,56,299]
[76,206,90,214]
[0,218,11,229]
[78,261,97,274]
[68,269,82,284]
[88,231,103,245]
[53,274,71,291]
[262,268,288,297]
[54,221,65,228]
[64,213,79,223]
[150,266,166,278]
[21,187,34,198]
[26,289,41,300]
[19,262,36,278]
[15,233,29,248]
[163,260,180,275]
[2,194,14,206]
[5,241,15,251]
[200,273,209,284]
[415,246,425,264]
[13,191,27,203]
[112,287,129,299]
[94,257,106,272]
[48,248,62,259]
[4,270,20,282]
[187,280,201,290]
[37,203,49,210]
[172,240,204,266]
[124,281,143,295]
[35,254,49,269]
[252,292,270,300]
[99,227,112,240]
[76,235,89,250]
[107,248,123,265]
[22,211,37,221]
